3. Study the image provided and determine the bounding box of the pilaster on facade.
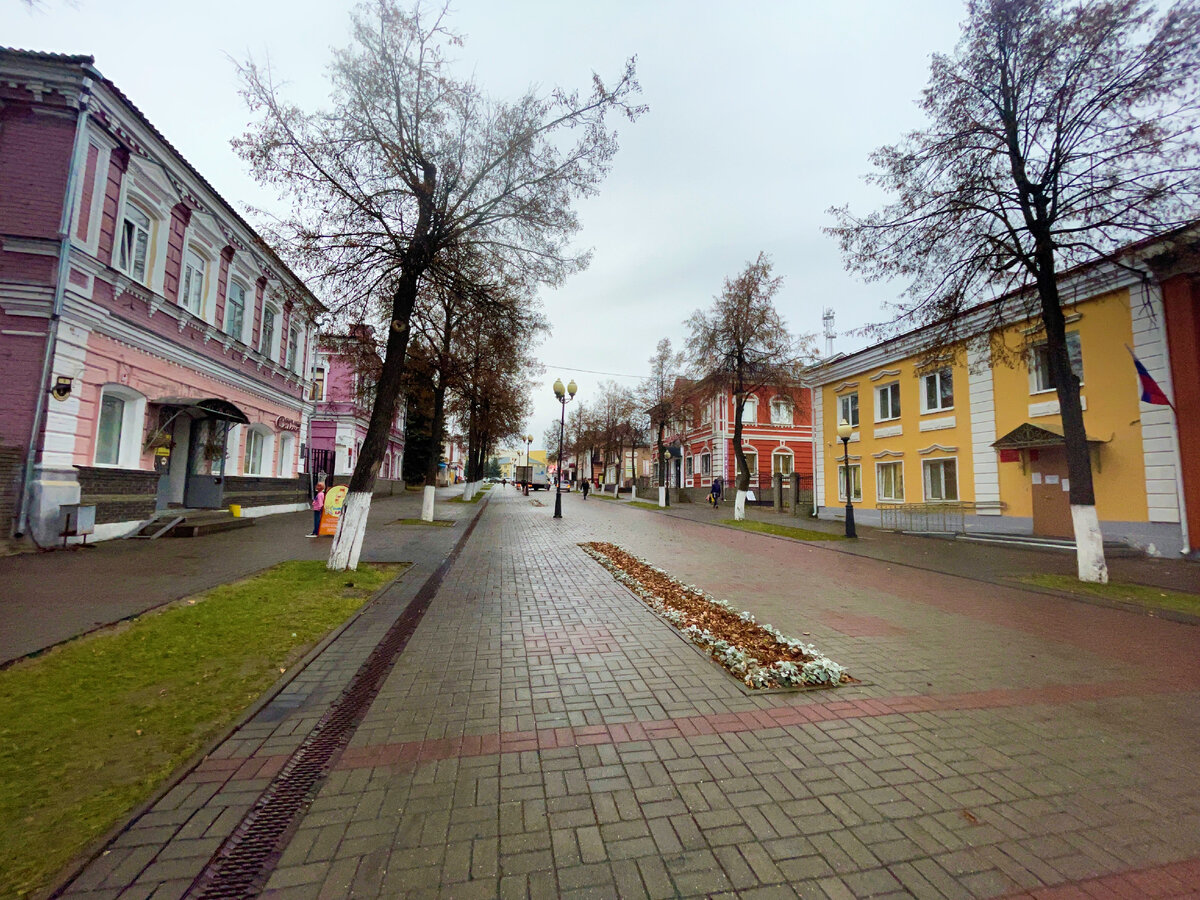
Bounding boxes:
[1131,281,1181,524]
[813,387,825,507]
[967,337,1000,514]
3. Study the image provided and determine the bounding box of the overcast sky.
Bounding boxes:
[8,0,968,450]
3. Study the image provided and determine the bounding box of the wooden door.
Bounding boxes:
[1031,447,1072,538]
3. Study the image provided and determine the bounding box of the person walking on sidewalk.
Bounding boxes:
[308,483,325,537]
[581,479,590,500]
[708,476,723,508]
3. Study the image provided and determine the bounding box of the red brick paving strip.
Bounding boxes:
[1002,856,1200,898]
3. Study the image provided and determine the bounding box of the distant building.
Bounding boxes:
[0,49,321,544]
[660,378,814,498]
[306,326,405,484]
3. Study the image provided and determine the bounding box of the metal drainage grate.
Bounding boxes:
[186,504,486,899]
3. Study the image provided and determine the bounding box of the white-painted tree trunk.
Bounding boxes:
[734,490,747,520]
[328,490,371,571]
[629,483,636,500]
[658,486,667,508]
[421,485,436,522]
[1071,504,1109,583]
[463,482,474,502]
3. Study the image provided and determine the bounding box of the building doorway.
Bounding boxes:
[1031,446,1073,538]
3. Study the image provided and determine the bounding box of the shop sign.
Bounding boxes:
[276,416,301,432]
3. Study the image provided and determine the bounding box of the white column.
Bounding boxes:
[967,337,1001,515]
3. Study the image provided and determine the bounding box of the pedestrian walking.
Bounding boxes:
[308,483,325,536]
[581,479,590,500]
[708,476,723,508]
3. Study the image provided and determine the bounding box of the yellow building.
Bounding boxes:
[809,253,1187,556]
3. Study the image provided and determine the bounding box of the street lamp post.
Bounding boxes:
[837,419,857,538]
[523,434,533,496]
[553,378,577,519]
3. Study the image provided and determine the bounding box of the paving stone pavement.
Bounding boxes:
[58,487,1200,899]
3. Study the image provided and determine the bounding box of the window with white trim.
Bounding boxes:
[118,204,151,283]
[770,397,793,425]
[921,368,954,412]
[701,453,711,476]
[243,427,273,476]
[311,365,326,402]
[876,382,901,421]
[877,461,904,502]
[261,306,278,361]
[773,450,793,475]
[287,326,301,372]
[225,280,247,340]
[686,455,694,477]
[1031,332,1083,393]
[838,392,859,428]
[923,458,958,501]
[739,449,757,483]
[180,249,206,316]
[701,401,711,425]
[278,433,295,477]
[741,398,757,425]
[837,464,862,502]
[94,384,146,468]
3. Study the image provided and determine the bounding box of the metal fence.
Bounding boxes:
[878,502,968,534]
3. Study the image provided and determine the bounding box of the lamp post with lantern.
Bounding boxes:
[837,418,857,538]
[552,377,577,518]
[523,434,533,495]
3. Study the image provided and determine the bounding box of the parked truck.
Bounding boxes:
[514,462,550,490]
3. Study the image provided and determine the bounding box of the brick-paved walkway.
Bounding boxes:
[58,488,1200,899]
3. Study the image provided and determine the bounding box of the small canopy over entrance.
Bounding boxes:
[153,397,250,424]
[992,422,1111,450]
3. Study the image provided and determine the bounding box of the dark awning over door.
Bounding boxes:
[154,397,251,425]
[992,422,1110,450]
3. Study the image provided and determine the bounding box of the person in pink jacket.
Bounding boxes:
[308,483,325,537]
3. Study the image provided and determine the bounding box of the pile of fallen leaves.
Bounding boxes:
[581,542,850,689]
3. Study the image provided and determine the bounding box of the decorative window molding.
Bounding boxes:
[872,449,904,458]
[919,415,957,432]
[1029,396,1086,418]
[874,424,903,439]
[869,368,901,382]
[918,443,958,455]
[1022,312,1082,335]
[833,381,859,393]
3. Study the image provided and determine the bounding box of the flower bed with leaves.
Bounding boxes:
[581,542,851,690]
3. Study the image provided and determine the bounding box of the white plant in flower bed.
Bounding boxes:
[581,543,848,689]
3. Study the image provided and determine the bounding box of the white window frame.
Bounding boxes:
[278,432,296,477]
[876,460,904,502]
[876,381,901,422]
[741,397,758,425]
[93,384,147,469]
[225,279,247,342]
[686,455,694,477]
[243,426,274,476]
[838,392,859,428]
[701,401,711,426]
[1030,331,1084,395]
[740,448,758,484]
[921,368,954,413]
[701,453,711,477]
[922,457,959,502]
[287,325,301,372]
[180,248,207,317]
[770,397,793,425]
[225,424,243,475]
[117,202,152,284]
[837,464,862,502]
[772,449,793,476]
[311,365,326,402]
[261,304,279,361]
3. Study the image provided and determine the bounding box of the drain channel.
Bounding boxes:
[186,503,486,899]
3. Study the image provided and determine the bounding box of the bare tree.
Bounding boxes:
[827,0,1200,582]
[686,253,812,519]
[639,338,683,506]
[235,0,643,568]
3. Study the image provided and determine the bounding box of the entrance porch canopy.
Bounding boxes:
[991,422,1111,450]
[154,397,250,425]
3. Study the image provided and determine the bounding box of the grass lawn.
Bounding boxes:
[721,519,847,541]
[393,518,455,526]
[1022,574,1200,617]
[627,501,662,511]
[449,493,484,503]
[589,492,619,501]
[0,560,403,900]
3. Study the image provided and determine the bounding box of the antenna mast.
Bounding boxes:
[822,308,836,357]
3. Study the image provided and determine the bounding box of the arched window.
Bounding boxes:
[772,449,794,476]
[94,384,147,468]
[243,425,274,476]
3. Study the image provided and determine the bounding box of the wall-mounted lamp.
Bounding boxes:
[50,376,73,402]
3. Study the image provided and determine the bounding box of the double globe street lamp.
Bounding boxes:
[553,377,577,519]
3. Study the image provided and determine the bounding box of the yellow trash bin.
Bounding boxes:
[228,504,242,517]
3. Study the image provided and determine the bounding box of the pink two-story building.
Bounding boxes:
[0,49,322,544]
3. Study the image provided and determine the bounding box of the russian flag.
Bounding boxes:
[1128,348,1172,406]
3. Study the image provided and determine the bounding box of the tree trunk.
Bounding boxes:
[328,274,420,569]
[1034,252,1108,583]
[733,391,749,520]
[656,419,669,508]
